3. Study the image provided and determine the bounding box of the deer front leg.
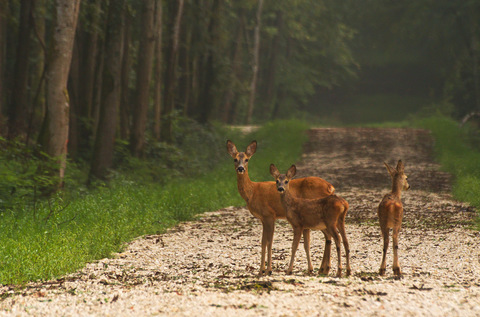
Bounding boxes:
[286,227,302,275]
[379,227,389,276]
[258,220,274,276]
[319,230,332,275]
[303,229,313,274]
[392,225,401,276]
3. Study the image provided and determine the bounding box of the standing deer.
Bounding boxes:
[270,164,351,277]
[378,160,410,276]
[226,140,335,276]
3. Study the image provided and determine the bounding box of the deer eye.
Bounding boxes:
[234,158,238,162]
[245,159,249,162]
[285,180,289,184]
[276,180,279,184]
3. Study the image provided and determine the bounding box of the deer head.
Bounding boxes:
[226,140,257,174]
[270,164,296,193]
[384,160,410,192]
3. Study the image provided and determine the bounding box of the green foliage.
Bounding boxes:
[414,115,480,227]
[0,120,309,285]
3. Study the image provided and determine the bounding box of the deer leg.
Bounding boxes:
[258,222,268,276]
[379,227,389,276]
[265,220,275,275]
[392,225,401,276]
[329,227,342,278]
[303,229,313,274]
[338,217,351,276]
[286,227,302,275]
[319,230,332,275]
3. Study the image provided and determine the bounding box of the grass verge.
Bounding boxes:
[0,119,309,285]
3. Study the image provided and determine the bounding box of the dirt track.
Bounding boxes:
[1,128,479,316]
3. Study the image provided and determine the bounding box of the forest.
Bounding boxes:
[1,0,479,188]
[0,0,480,285]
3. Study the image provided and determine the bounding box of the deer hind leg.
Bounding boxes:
[329,226,342,278]
[379,227,389,276]
[319,230,332,275]
[392,225,401,276]
[303,229,313,274]
[338,216,351,276]
[286,227,302,275]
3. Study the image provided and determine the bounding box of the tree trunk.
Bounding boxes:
[152,2,163,141]
[119,8,132,141]
[246,0,263,124]
[265,11,282,119]
[90,0,125,181]
[67,37,81,158]
[222,13,245,124]
[0,0,7,131]
[130,0,160,157]
[39,0,81,189]
[161,0,184,143]
[9,0,33,139]
[198,0,222,124]
[77,0,102,151]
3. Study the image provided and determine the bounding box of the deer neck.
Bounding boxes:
[280,188,294,209]
[237,170,254,202]
[391,179,403,199]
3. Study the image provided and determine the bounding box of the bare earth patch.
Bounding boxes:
[1,128,480,316]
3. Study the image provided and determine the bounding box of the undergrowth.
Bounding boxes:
[0,119,309,285]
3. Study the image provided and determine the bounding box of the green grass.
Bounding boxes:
[0,119,309,285]
[414,116,480,213]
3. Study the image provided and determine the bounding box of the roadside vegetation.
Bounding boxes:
[0,119,308,285]
[414,115,480,222]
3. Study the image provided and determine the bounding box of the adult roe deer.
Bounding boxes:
[270,164,351,277]
[226,140,335,276]
[378,160,410,276]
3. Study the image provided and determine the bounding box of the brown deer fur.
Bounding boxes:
[226,140,335,276]
[270,164,351,277]
[378,160,410,276]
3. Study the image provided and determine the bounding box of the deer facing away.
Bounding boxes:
[270,164,351,277]
[378,160,410,276]
[226,140,335,276]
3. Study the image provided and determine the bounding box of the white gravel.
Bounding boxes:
[1,127,479,316]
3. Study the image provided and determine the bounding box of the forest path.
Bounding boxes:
[1,128,480,316]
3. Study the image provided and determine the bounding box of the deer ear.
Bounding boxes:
[384,162,397,178]
[226,140,238,158]
[245,140,257,156]
[270,164,280,178]
[286,165,297,179]
[396,160,404,173]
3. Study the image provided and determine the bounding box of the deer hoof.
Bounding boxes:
[379,268,386,276]
[285,269,293,275]
[346,269,351,276]
[393,268,402,276]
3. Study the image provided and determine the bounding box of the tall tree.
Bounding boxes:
[152,2,163,141]
[39,0,81,188]
[8,0,33,139]
[0,0,7,128]
[90,0,125,180]
[197,0,223,124]
[161,0,184,143]
[246,0,263,124]
[130,0,161,157]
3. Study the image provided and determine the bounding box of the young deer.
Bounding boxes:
[270,164,351,277]
[378,160,410,276]
[226,140,335,276]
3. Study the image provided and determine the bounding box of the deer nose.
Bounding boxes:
[237,166,245,173]
[277,187,285,193]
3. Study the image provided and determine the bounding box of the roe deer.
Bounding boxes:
[270,164,351,277]
[378,160,410,276]
[226,140,335,276]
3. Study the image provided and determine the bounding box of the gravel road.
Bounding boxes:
[1,127,479,316]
